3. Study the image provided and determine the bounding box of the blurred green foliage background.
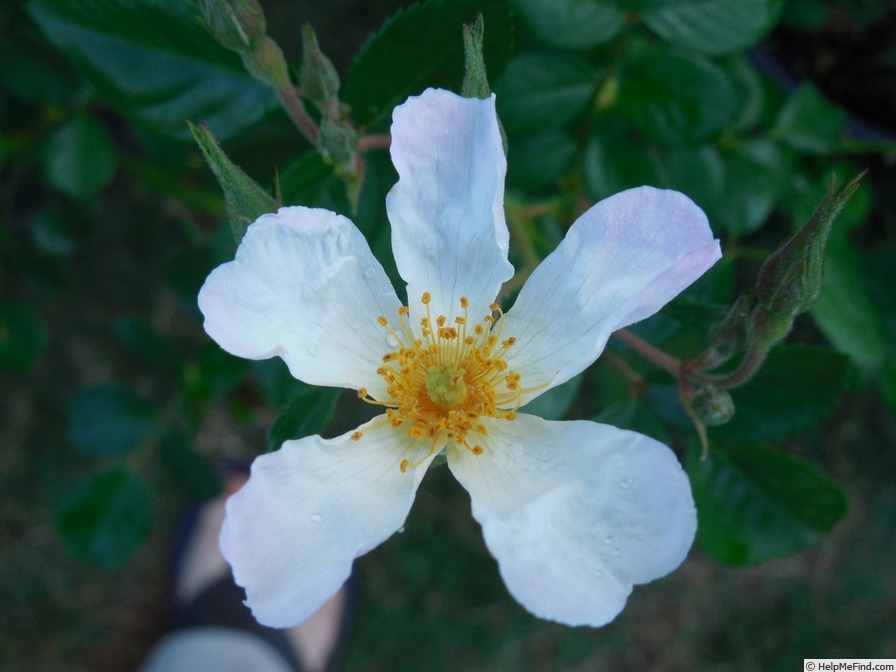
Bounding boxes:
[1,0,895,670]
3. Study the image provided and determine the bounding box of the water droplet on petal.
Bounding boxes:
[397,526,405,534]
[308,345,319,356]
[612,548,621,557]
[593,569,604,578]
[351,321,363,330]
[619,478,630,489]
[310,513,323,524]
[386,335,399,348]
[364,266,376,279]
[604,534,614,544]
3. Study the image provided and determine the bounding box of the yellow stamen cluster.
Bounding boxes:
[358,293,525,472]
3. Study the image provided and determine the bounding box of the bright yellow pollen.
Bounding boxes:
[359,293,528,471]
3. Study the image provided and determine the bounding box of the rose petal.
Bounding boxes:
[504,186,721,402]
[386,88,513,324]
[198,206,401,398]
[448,413,696,627]
[220,418,433,627]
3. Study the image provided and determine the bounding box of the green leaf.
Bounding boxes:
[496,52,596,135]
[521,374,582,421]
[716,140,793,235]
[344,0,513,127]
[43,115,117,200]
[724,55,766,132]
[0,299,48,375]
[160,430,222,501]
[27,0,278,140]
[68,384,157,457]
[584,132,666,200]
[594,400,670,444]
[810,238,889,370]
[184,341,249,402]
[267,384,341,452]
[687,443,847,565]
[512,0,625,50]
[114,317,184,373]
[710,346,850,443]
[641,0,785,55]
[660,145,725,219]
[0,27,79,105]
[279,151,351,215]
[616,52,735,145]
[506,130,577,192]
[56,468,151,566]
[773,83,846,154]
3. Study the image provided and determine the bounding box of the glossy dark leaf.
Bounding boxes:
[617,52,735,145]
[68,384,157,457]
[43,115,118,200]
[513,0,625,50]
[710,346,850,443]
[344,0,513,127]
[56,468,152,566]
[641,0,786,55]
[687,443,847,565]
[27,0,278,139]
[267,384,342,452]
[496,52,596,135]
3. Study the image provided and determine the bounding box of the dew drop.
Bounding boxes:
[310,513,323,524]
[308,345,319,356]
[351,321,363,330]
[619,478,630,489]
[604,534,614,544]
[364,266,376,279]
[612,548,621,557]
[593,569,605,578]
[397,526,405,534]
[386,335,399,348]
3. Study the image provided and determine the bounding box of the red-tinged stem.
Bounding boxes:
[612,328,681,377]
[358,134,392,151]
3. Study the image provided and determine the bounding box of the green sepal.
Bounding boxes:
[188,120,278,243]
[756,172,864,319]
[197,0,267,53]
[300,24,341,113]
[462,14,490,99]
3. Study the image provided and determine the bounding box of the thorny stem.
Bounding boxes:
[276,85,320,145]
[613,328,681,377]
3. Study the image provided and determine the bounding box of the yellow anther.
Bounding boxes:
[378,316,388,327]
[373,290,525,471]
[351,431,363,441]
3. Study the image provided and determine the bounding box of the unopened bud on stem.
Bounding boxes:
[300,24,341,117]
[198,0,266,52]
